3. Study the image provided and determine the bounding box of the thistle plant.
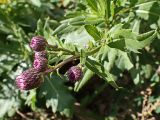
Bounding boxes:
[16,36,85,90]
[8,0,159,119]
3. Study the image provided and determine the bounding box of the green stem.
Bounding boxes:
[45,56,79,74]
[47,51,59,54]
[48,44,75,55]
[54,56,78,69]
[56,48,75,55]
[48,44,101,56]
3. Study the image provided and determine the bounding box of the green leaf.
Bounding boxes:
[139,31,157,47]
[52,24,68,35]
[109,24,123,34]
[135,1,160,20]
[80,49,86,65]
[151,73,159,83]
[85,25,102,41]
[85,57,120,89]
[97,0,106,16]
[61,26,92,47]
[74,69,94,92]
[109,29,157,52]
[36,19,44,35]
[108,38,141,53]
[103,47,118,71]
[86,0,98,12]
[0,24,13,34]
[130,69,140,85]
[99,0,111,19]
[25,90,36,111]
[29,0,41,7]
[110,1,115,19]
[61,16,85,24]
[108,39,126,51]
[111,29,137,40]
[100,45,109,62]
[137,30,155,41]
[0,99,18,118]
[125,38,142,53]
[38,74,75,117]
[0,82,20,118]
[119,29,155,51]
[132,19,140,33]
[0,41,21,54]
[155,106,160,114]
[115,51,133,70]
[109,28,139,52]
[142,64,152,79]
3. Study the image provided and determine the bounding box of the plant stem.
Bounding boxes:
[54,56,79,69]
[48,44,101,56]
[48,44,75,55]
[48,51,71,56]
[45,56,79,74]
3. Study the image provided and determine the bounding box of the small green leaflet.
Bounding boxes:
[86,0,98,12]
[85,25,102,41]
[85,57,120,89]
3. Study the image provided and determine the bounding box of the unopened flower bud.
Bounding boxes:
[30,36,47,51]
[16,68,43,90]
[66,66,82,82]
[35,51,47,59]
[33,57,48,72]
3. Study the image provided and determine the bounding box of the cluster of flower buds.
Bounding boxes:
[31,36,48,72]
[16,36,48,90]
[16,36,83,90]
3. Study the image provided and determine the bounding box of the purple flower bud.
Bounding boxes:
[16,68,43,90]
[33,57,48,72]
[66,66,82,82]
[30,36,47,51]
[35,51,47,59]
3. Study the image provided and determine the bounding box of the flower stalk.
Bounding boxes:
[47,44,75,55]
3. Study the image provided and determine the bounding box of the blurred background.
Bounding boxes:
[0,0,160,120]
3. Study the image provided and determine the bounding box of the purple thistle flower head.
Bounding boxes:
[30,36,47,52]
[33,57,48,72]
[66,66,82,82]
[35,51,47,59]
[16,68,43,90]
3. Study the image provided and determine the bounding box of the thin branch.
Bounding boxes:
[48,44,75,55]
[44,56,79,74]
[16,110,33,120]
